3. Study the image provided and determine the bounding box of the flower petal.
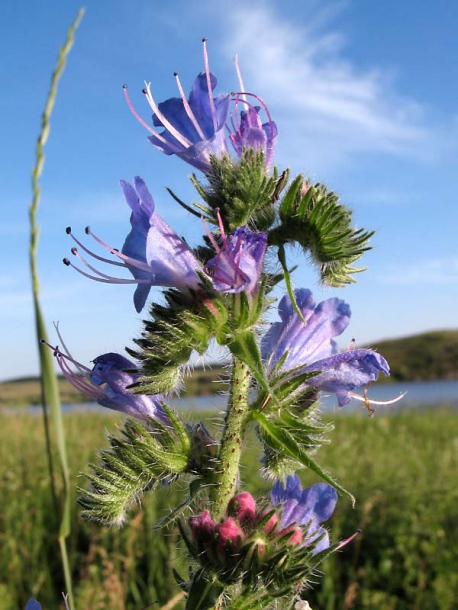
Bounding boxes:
[305,349,390,406]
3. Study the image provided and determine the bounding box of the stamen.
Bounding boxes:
[143,82,192,149]
[334,529,362,552]
[202,37,217,132]
[84,226,154,273]
[41,339,105,401]
[349,386,407,416]
[53,321,86,376]
[347,338,355,351]
[66,227,125,267]
[63,257,151,285]
[123,84,159,136]
[233,55,246,101]
[174,72,206,139]
[231,91,275,136]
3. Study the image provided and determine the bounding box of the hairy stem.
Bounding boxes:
[210,357,251,521]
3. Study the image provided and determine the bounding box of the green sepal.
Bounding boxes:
[129,288,228,394]
[270,178,374,286]
[78,411,192,525]
[166,186,213,222]
[185,568,224,610]
[190,150,281,231]
[253,409,355,505]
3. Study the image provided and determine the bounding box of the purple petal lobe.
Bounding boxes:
[305,349,390,406]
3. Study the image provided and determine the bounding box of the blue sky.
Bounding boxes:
[1,0,457,381]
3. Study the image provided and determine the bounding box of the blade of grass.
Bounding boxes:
[29,8,85,609]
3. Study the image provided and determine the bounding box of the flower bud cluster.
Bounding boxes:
[186,477,337,587]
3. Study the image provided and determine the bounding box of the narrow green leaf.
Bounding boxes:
[253,410,355,505]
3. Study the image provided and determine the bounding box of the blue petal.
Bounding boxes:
[305,349,390,406]
[25,601,41,610]
[262,289,351,373]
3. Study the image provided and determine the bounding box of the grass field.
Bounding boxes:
[1,407,457,609]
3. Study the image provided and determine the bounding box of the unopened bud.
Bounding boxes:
[227,491,256,528]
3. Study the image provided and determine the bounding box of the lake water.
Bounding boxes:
[172,379,458,414]
[7,379,458,416]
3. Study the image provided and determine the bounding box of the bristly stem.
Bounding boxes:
[210,356,252,521]
[29,8,84,609]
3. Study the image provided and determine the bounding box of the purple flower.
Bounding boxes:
[261,289,389,406]
[120,177,202,310]
[65,176,202,313]
[205,216,267,295]
[25,601,41,610]
[271,475,338,554]
[124,40,277,173]
[45,342,170,423]
[228,95,278,168]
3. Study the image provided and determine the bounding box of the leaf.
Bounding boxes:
[253,410,355,505]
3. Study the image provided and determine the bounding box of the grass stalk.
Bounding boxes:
[28,8,85,609]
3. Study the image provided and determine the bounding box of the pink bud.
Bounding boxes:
[189,510,216,559]
[215,517,245,564]
[227,491,256,528]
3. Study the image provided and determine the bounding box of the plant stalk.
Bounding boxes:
[209,357,252,521]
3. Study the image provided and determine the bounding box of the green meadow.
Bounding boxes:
[1,407,457,609]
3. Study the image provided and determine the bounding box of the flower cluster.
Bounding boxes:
[65,176,268,313]
[187,476,338,581]
[124,39,277,173]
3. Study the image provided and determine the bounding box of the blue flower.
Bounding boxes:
[124,40,277,173]
[46,342,170,423]
[25,601,41,610]
[205,215,267,295]
[261,289,389,406]
[65,176,202,313]
[228,97,278,169]
[120,176,202,311]
[145,72,231,173]
[270,475,338,554]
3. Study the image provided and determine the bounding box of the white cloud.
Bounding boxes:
[220,1,436,173]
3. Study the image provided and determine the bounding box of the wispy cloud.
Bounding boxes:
[221,1,440,173]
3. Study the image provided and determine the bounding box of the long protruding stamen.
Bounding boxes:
[201,215,221,252]
[63,257,151,285]
[233,55,246,102]
[84,226,153,273]
[202,37,217,131]
[349,391,407,407]
[123,85,160,136]
[123,84,182,150]
[174,72,206,139]
[71,247,132,281]
[143,82,192,149]
[334,529,362,552]
[53,321,87,376]
[233,91,274,129]
[66,227,125,267]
